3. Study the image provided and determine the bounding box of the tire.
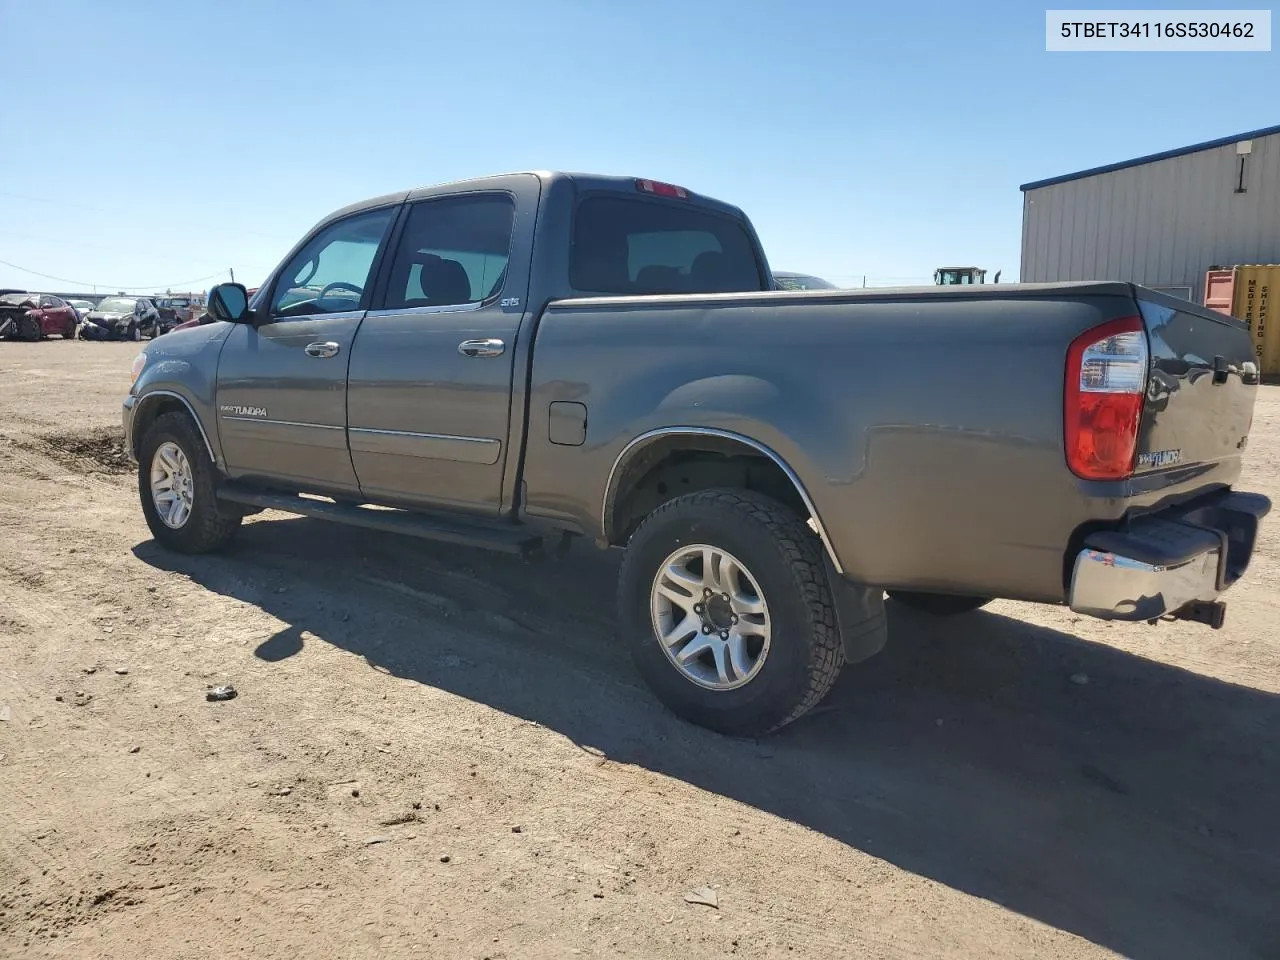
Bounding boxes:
[64,318,78,339]
[617,488,842,737]
[17,315,42,342]
[887,590,991,616]
[138,411,241,553]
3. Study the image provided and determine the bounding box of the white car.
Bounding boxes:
[66,299,95,321]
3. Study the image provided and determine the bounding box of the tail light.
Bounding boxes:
[1065,315,1148,480]
[635,178,689,199]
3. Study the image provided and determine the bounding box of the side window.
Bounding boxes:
[270,207,396,319]
[382,194,514,311]
[40,296,57,309]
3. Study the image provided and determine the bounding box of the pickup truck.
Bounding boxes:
[123,171,1271,736]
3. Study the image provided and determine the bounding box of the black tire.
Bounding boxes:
[138,411,241,553]
[617,488,842,737]
[17,315,42,341]
[887,590,991,616]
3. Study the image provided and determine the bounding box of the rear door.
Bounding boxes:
[1137,293,1259,475]
[346,179,536,516]
[215,204,399,494]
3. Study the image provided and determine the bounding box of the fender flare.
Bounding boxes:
[601,426,845,575]
[131,390,218,466]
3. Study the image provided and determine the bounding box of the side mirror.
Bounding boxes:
[208,282,250,322]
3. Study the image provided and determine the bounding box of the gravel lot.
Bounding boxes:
[2,340,1278,960]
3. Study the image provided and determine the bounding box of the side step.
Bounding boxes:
[216,485,544,556]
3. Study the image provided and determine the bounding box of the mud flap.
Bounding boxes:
[823,555,887,665]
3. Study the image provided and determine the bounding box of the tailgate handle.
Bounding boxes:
[1213,355,1229,384]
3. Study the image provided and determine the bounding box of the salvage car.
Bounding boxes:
[0,292,80,341]
[157,297,195,327]
[122,171,1271,736]
[66,298,96,321]
[773,270,838,290]
[80,296,162,341]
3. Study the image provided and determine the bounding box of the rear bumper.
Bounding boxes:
[1069,490,1271,623]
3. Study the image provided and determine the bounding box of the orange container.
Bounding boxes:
[1233,265,1280,377]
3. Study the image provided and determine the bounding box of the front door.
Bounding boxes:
[346,187,531,516]
[216,204,398,494]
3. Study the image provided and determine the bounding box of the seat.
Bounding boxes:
[689,250,733,293]
[388,253,474,309]
[634,264,684,294]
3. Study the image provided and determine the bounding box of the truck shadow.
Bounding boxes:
[134,517,1280,960]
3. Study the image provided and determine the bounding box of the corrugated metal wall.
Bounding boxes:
[1021,132,1280,301]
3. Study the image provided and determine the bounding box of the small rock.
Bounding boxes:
[439,855,451,863]
[351,788,360,798]
[114,667,129,676]
[147,586,157,593]
[206,685,237,702]
[592,892,604,899]
[433,803,440,811]
[684,887,720,909]
[0,705,9,722]
[270,788,292,797]
[83,667,97,675]
[511,825,522,834]
[103,626,114,634]
[55,695,64,703]
[412,801,423,811]
[365,836,392,846]
[128,746,141,754]
[1069,673,1090,686]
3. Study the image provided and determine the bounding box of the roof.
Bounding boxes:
[1020,122,1280,192]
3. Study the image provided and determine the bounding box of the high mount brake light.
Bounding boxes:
[635,179,689,199]
[1065,315,1148,481]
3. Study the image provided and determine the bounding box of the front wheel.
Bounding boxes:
[138,411,241,553]
[617,488,843,737]
[887,590,991,616]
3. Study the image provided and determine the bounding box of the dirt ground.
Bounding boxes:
[2,340,1278,960]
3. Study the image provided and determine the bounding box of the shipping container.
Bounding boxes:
[1233,265,1280,377]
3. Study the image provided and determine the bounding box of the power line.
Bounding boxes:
[0,257,228,293]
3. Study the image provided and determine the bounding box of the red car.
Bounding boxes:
[0,292,80,341]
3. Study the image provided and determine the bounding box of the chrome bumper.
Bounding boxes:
[1069,491,1270,624]
[122,395,138,464]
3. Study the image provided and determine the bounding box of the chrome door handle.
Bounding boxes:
[458,338,505,358]
[305,341,341,358]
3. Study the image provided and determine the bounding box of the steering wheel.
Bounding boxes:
[319,281,363,300]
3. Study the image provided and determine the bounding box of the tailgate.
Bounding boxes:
[1135,291,1258,476]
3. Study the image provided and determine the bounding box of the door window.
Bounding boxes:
[381,194,515,310]
[270,207,396,319]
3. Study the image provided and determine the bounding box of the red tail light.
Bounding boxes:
[635,178,689,199]
[1065,315,1148,480]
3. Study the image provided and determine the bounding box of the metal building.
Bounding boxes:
[1020,124,1280,303]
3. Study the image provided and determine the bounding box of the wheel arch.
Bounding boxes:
[131,390,217,466]
[601,427,845,575]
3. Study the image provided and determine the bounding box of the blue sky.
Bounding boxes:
[1,0,1275,292]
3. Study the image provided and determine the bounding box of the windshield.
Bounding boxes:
[96,297,137,313]
[68,300,93,308]
[0,293,37,306]
[775,273,837,290]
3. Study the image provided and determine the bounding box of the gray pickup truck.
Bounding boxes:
[123,171,1270,736]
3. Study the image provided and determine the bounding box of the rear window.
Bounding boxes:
[570,196,764,295]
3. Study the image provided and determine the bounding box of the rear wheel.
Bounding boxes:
[138,411,241,553]
[617,488,843,737]
[887,590,991,616]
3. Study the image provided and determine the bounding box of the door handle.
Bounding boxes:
[458,338,505,358]
[305,341,341,358]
